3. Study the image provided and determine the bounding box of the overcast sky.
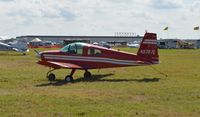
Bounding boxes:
[0,0,200,39]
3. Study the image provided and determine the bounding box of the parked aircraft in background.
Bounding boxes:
[127,41,140,48]
[0,38,29,55]
[36,32,159,82]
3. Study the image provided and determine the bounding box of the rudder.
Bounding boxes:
[137,33,159,64]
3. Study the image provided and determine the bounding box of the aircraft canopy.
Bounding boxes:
[60,42,88,54]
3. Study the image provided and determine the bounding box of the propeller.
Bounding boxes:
[34,50,41,58]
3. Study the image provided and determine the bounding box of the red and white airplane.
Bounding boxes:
[36,32,159,82]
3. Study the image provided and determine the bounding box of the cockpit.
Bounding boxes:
[60,42,102,56]
[60,43,85,54]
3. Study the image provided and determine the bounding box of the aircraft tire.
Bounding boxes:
[84,71,92,80]
[48,73,56,81]
[65,75,74,82]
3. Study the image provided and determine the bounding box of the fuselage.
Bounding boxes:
[38,43,151,69]
[0,41,28,53]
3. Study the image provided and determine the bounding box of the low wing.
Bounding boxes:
[37,61,84,69]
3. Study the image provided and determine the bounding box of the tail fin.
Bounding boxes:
[137,33,159,64]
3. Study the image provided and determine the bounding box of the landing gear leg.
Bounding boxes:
[84,70,92,80]
[65,69,76,82]
[46,68,57,81]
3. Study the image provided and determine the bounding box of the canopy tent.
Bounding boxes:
[30,38,42,42]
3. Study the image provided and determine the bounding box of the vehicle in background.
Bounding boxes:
[127,41,140,48]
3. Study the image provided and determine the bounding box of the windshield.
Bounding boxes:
[60,43,84,55]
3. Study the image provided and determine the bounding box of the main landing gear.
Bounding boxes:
[64,69,76,82]
[46,69,92,82]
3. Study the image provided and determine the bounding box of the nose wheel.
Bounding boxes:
[48,73,56,81]
[47,68,57,81]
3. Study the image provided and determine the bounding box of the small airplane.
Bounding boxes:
[127,41,140,48]
[0,38,29,55]
[36,32,159,82]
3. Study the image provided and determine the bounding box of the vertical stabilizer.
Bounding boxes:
[137,33,159,64]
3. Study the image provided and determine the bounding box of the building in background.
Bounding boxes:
[157,39,181,49]
[157,39,195,49]
[16,35,200,48]
[185,39,200,48]
[63,39,90,46]
[16,35,143,46]
[197,40,200,48]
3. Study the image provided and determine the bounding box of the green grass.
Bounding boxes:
[0,48,200,117]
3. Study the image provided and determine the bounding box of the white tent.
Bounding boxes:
[30,38,42,42]
[29,38,43,46]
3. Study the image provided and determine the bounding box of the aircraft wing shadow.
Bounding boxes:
[0,52,26,56]
[35,73,161,87]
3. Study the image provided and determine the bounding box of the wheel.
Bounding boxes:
[65,75,74,82]
[48,73,56,81]
[84,71,92,80]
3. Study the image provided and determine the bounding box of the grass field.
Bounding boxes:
[0,48,200,117]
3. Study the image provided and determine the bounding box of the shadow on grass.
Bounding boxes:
[35,74,114,87]
[35,79,67,87]
[96,77,161,83]
[35,74,161,87]
[0,52,25,56]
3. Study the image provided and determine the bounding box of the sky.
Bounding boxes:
[0,0,200,39]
